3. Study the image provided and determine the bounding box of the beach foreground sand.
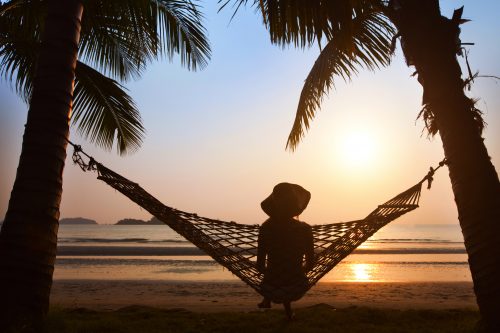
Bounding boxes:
[51,280,477,312]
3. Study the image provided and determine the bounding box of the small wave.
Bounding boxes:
[59,237,461,245]
[55,258,468,268]
[57,245,205,256]
[346,261,468,266]
[367,239,461,243]
[353,248,466,254]
[56,245,466,256]
[388,261,468,265]
[56,258,217,266]
[58,238,188,244]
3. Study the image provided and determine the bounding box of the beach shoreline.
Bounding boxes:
[56,245,467,256]
[50,280,477,312]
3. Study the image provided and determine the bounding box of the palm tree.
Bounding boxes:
[223,0,500,330]
[0,0,210,330]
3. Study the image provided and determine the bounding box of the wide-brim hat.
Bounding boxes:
[261,182,311,218]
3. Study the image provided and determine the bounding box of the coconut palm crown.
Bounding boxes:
[221,0,483,147]
[1,0,211,154]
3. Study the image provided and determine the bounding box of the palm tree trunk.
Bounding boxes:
[392,1,500,331]
[0,0,83,330]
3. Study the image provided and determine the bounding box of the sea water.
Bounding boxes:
[54,224,470,282]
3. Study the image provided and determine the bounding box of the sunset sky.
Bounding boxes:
[1,0,499,227]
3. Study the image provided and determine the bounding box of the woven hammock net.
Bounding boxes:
[72,147,436,302]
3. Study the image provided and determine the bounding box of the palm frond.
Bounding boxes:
[155,0,211,70]
[0,0,45,99]
[0,0,26,14]
[79,0,210,80]
[287,10,395,150]
[220,0,387,47]
[2,0,209,155]
[79,0,154,81]
[0,24,145,155]
[0,0,45,45]
[263,0,351,48]
[0,33,36,100]
[73,61,145,155]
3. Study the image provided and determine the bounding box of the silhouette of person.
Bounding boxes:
[257,182,315,319]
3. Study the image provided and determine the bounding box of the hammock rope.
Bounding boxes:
[69,142,446,301]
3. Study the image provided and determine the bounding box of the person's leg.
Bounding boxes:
[283,302,294,320]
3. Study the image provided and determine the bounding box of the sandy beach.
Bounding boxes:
[50,280,477,312]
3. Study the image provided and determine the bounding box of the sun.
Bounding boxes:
[340,131,377,167]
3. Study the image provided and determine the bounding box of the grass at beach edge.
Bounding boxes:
[45,304,480,333]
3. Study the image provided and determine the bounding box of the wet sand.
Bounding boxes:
[50,280,477,312]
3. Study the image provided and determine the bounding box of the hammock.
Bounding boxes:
[71,144,445,302]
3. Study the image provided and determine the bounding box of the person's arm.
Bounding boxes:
[304,225,315,272]
[257,226,267,273]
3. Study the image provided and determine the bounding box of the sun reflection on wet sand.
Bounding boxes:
[54,254,472,283]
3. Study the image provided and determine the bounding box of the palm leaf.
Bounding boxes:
[79,0,156,81]
[262,0,352,48]
[218,1,394,150]
[0,0,27,15]
[0,0,44,99]
[287,10,394,150]
[73,61,145,155]
[1,0,209,155]
[79,0,211,80]
[155,0,211,70]
[0,23,145,154]
[0,31,36,100]
[220,0,383,47]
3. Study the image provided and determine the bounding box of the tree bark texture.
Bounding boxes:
[0,0,83,330]
[392,1,500,331]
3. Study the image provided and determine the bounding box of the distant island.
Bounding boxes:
[115,217,164,225]
[57,216,164,225]
[60,217,98,225]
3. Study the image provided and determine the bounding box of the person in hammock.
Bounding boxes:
[256,182,315,319]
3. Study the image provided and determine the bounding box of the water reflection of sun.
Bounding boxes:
[352,263,373,281]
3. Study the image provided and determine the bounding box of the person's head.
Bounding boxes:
[261,183,311,219]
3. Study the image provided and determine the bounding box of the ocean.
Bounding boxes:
[54,224,471,283]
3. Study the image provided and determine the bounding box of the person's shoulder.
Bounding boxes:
[297,220,312,229]
[260,218,273,228]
